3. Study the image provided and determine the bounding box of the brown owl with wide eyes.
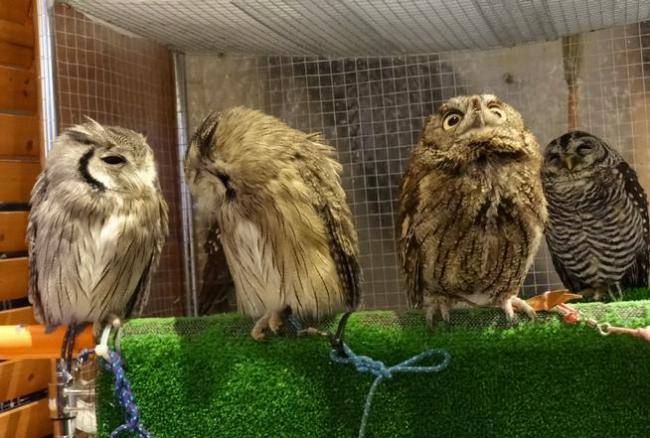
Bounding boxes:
[398,94,547,323]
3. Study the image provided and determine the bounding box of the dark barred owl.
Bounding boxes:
[542,131,649,300]
[399,94,547,322]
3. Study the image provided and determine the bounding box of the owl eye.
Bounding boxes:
[548,153,560,162]
[488,103,506,120]
[101,155,127,165]
[576,144,592,155]
[442,112,462,130]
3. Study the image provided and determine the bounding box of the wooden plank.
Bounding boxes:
[0,113,39,156]
[0,66,37,113]
[0,0,31,25]
[0,18,33,48]
[0,398,51,438]
[0,160,40,202]
[0,307,36,325]
[0,211,29,253]
[0,258,28,300]
[0,359,50,401]
[0,41,33,68]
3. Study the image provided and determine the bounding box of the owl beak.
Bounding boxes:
[469,110,485,129]
[564,156,575,171]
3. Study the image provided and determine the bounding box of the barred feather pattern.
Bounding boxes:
[27,122,168,329]
[399,95,547,311]
[184,107,361,320]
[542,131,650,292]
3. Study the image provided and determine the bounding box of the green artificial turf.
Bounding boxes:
[97,297,650,438]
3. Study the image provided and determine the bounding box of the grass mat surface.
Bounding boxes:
[98,300,650,437]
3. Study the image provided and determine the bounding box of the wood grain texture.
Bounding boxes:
[0,113,39,156]
[0,307,36,325]
[0,41,33,68]
[0,398,51,438]
[0,211,29,253]
[0,257,28,300]
[0,359,50,401]
[0,18,33,48]
[0,66,37,113]
[0,160,40,202]
[0,0,31,25]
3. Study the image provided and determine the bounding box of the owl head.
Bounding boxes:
[184,107,304,219]
[542,131,619,179]
[47,118,160,196]
[416,94,537,171]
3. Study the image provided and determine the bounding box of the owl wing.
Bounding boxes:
[618,161,650,288]
[197,221,235,315]
[124,194,169,317]
[300,143,361,309]
[320,204,361,309]
[27,172,49,324]
[398,171,424,308]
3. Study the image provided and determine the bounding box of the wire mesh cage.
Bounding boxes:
[42,1,650,315]
[2,2,647,437]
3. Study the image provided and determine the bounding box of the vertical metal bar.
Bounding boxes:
[36,0,58,156]
[172,51,198,316]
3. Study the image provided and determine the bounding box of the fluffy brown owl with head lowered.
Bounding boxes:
[184,106,361,340]
[398,94,547,322]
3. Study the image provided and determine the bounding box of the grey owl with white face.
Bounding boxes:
[542,131,649,300]
[184,106,361,340]
[399,94,547,323]
[28,120,169,331]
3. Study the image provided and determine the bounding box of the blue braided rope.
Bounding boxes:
[77,348,152,438]
[330,343,451,438]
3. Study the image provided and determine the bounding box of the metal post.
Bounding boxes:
[35,0,58,156]
[172,51,198,316]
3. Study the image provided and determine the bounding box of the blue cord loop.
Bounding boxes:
[331,343,451,438]
[76,348,152,438]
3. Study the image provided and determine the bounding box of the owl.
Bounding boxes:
[542,131,649,300]
[399,94,547,322]
[184,106,361,340]
[27,119,169,352]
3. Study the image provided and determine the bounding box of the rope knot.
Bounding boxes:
[330,342,450,438]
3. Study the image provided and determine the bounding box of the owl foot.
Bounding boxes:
[250,307,289,341]
[92,314,122,340]
[425,301,451,325]
[502,296,536,322]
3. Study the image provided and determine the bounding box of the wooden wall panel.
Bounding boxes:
[0,258,28,300]
[0,0,31,25]
[0,398,51,438]
[0,66,37,113]
[0,307,35,325]
[0,114,39,157]
[0,211,29,253]
[0,160,40,202]
[0,41,33,68]
[0,18,33,48]
[0,359,50,401]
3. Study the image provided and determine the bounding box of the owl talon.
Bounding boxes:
[425,301,451,326]
[251,314,271,341]
[502,296,536,321]
[268,310,284,334]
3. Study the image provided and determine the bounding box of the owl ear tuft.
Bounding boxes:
[193,112,220,157]
[81,115,106,132]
